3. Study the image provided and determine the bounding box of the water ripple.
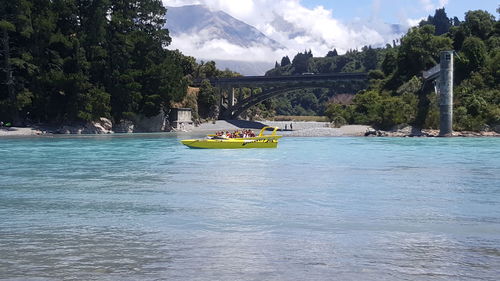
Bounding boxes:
[1,136,499,280]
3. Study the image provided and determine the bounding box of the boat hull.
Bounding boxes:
[181,138,280,149]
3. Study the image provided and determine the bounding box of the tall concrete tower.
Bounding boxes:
[439,51,454,136]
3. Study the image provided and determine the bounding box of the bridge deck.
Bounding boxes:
[192,73,368,87]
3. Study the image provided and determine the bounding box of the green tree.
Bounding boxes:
[420,8,452,35]
[197,79,217,119]
[380,95,417,128]
[397,25,452,80]
[461,36,487,74]
[325,103,349,126]
[280,55,291,67]
[463,10,495,40]
[363,46,378,71]
[291,50,313,74]
[351,90,383,125]
[381,49,397,75]
[326,49,338,57]
[0,0,35,125]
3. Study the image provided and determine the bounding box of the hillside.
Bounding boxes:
[258,8,500,131]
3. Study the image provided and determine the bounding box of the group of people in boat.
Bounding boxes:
[213,129,256,139]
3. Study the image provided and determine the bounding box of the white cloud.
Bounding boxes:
[420,0,435,12]
[163,0,412,63]
[169,32,290,62]
[164,0,200,6]
[439,0,449,8]
[419,0,449,12]
[407,17,425,27]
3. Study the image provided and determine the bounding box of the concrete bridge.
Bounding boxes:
[198,73,369,119]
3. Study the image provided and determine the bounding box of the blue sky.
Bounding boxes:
[302,0,499,23]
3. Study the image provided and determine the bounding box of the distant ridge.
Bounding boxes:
[165,5,283,49]
[210,60,274,76]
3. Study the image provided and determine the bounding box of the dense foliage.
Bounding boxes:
[0,0,193,125]
[265,8,499,131]
[263,41,391,118]
[262,46,389,119]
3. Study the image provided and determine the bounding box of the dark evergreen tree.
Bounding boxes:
[326,48,338,57]
[0,0,35,125]
[291,50,313,74]
[280,55,291,66]
[420,8,452,35]
[0,0,192,125]
[381,49,397,76]
[363,46,378,71]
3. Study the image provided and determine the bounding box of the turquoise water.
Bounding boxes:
[1,135,499,280]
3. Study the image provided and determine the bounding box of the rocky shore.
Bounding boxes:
[364,125,500,137]
[0,127,46,136]
[1,120,499,137]
[0,118,114,136]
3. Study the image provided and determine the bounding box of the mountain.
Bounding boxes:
[210,60,275,76]
[165,5,283,49]
[165,5,283,75]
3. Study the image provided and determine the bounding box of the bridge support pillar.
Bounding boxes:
[439,51,453,137]
[217,87,235,120]
[229,87,236,107]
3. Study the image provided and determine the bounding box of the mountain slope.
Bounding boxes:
[165,5,283,49]
[211,60,275,76]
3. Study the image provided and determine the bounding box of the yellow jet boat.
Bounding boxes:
[181,126,282,149]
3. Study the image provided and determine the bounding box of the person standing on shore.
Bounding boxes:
[290,123,293,131]
[285,124,287,131]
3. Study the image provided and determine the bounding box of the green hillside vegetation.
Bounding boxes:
[264,8,499,131]
[0,0,234,126]
[190,61,241,120]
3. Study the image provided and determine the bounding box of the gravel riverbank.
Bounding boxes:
[191,121,369,137]
[0,127,45,136]
[2,120,498,137]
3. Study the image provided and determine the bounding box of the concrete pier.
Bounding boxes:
[439,51,454,136]
[229,87,236,107]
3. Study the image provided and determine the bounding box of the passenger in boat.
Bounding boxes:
[211,131,223,139]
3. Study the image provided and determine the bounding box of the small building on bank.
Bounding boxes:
[169,108,193,131]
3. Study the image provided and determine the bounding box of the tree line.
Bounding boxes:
[0,0,237,126]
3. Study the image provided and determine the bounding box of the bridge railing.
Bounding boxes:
[191,72,368,87]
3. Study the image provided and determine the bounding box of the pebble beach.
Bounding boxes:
[1,120,498,137]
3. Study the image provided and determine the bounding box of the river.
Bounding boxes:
[1,135,499,280]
